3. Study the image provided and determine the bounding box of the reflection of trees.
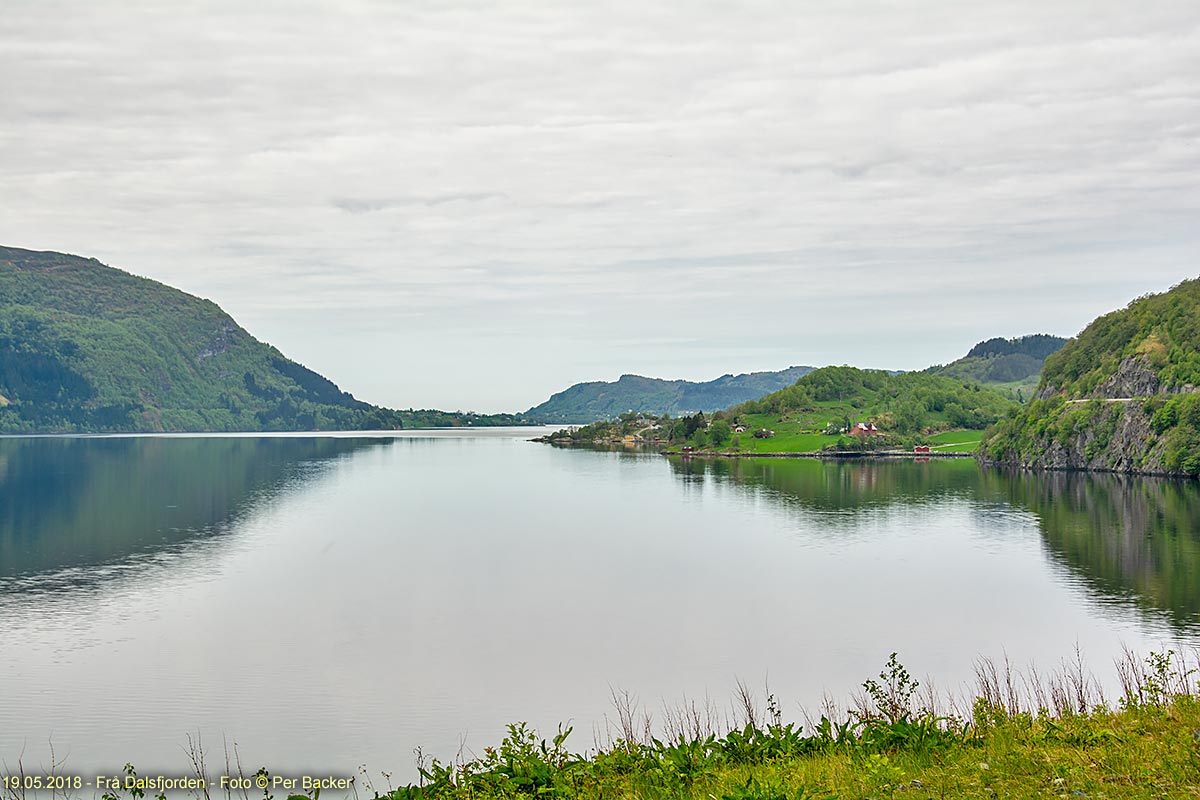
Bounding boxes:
[985,468,1200,629]
[665,456,985,513]
[667,457,1200,631]
[0,436,386,580]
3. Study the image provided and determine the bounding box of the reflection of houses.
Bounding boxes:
[849,421,879,439]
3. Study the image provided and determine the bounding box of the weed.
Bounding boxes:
[860,652,921,724]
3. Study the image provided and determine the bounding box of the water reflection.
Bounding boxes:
[990,469,1200,629]
[666,455,984,512]
[0,436,388,585]
[668,456,1200,630]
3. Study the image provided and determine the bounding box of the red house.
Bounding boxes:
[849,422,879,438]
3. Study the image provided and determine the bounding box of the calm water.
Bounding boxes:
[2,430,1200,779]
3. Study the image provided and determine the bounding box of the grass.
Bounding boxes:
[695,414,983,456]
[927,430,983,453]
[360,649,1200,800]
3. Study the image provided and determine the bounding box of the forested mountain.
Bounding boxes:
[524,366,815,423]
[982,278,1200,475]
[928,334,1068,398]
[0,246,524,432]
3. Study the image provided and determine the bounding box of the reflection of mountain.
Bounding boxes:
[988,469,1200,629]
[666,456,985,513]
[667,456,1200,630]
[0,436,386,580]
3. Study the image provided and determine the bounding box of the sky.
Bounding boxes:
[2,1,1199,413]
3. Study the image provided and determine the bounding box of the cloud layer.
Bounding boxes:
[3,0,1199,410]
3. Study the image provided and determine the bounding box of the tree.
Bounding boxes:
[710,419,732,447]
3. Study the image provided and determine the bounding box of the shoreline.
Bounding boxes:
[533,438,975,460]
[538,437,1200,476]
[659,448,975,460]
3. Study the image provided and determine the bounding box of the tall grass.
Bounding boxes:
[394,647,1200,799]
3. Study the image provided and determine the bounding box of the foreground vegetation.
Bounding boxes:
[380,649,1200,799]
[9,652,1200,800]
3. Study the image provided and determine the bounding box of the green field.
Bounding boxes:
[716,415,982,455]
[927,430,983,453]
[730,413,840,453]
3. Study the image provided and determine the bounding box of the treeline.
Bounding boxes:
[547,411,734,447]
[967,334,1067,361]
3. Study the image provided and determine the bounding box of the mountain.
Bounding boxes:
[981,278,1200,476]
[524,366,816,423]
[0,246,524,433]
[928,334,1068,399]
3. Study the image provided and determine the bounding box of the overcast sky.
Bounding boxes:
[2,1,1199,412]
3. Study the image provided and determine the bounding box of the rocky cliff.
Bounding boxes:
[982,278,1200,477]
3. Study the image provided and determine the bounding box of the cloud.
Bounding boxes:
[1,0,1199,410]
[332,193,507,214]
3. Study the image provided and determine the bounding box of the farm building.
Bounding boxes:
[849,422,879,439]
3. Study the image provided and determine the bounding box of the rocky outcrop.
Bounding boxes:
[1093,356,1162,399]
[1037,356,1164,401]
[981,399,1178,476]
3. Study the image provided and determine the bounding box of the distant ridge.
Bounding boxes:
[929,334,1068,398]
[0,246,525,432]
[524,366,816,423]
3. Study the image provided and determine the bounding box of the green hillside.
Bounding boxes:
[721,366,1017,452]
[554,366,1017,453]
[927,334,1067,399]
[524,366,815,423]
[0,246,524,433]
[982,277,1200,475]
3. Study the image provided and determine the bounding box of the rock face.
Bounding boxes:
[983,400,1165,473]
[998,356,1194,476]
[1093,357,1163,399]
[1037,356,1165,401]
[980,395,1200,476]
